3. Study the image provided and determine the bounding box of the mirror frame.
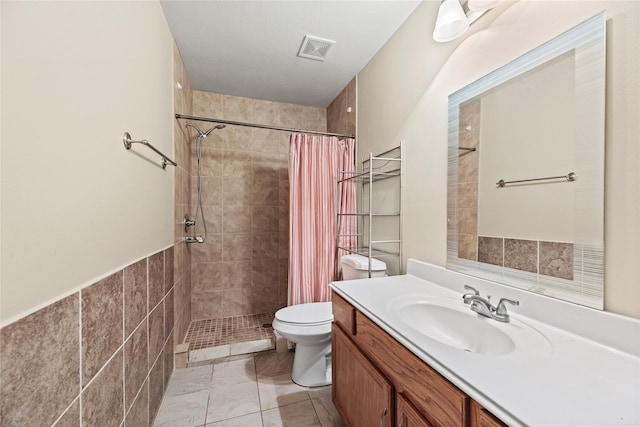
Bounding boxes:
[446,12,606,309]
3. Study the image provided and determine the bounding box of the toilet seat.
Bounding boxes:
[275,302,333,326]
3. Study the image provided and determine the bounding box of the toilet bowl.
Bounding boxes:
[272,302,333,387]
[273,255,387,387]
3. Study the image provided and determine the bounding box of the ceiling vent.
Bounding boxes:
[297,35,335,61]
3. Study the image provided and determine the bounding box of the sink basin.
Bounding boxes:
[395,301,516,355]
[386,295,552,357]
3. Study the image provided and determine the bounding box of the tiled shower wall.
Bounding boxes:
[457,99,481,261]
[188,91,327,319]
[0,247,175,426]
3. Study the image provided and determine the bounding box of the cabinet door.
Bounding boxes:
[396,393,433,427]
[332,325,393,427]
[354,311,468,426]
[470,400,507,427]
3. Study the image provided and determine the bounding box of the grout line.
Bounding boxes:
[145,372,150,427]
[122,318,153,422]
[51,312,84,427]
[202,389,212,425]
[79,341,125,398]
[78,291,83,427]
[122,269,126,422]
[146,253,151,424]
[162,250,166,303]
[310,394,323,426]
[253,355,264,415]
[50,394,81,426]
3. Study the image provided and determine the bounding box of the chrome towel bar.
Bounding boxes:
[497,172,577,188]
[123,132,177,169]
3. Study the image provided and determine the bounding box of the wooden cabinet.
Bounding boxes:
[333,292,356,335]
[397,393,433,427]
[332,326,393,427]
[353,309,468,426]
[470,401,508,427]
[332,292,506,427]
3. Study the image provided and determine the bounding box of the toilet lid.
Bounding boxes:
[275,302,333,325]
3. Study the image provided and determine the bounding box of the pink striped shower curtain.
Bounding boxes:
[289,134,356,305]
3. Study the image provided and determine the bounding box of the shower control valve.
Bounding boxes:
[183,214,196,233]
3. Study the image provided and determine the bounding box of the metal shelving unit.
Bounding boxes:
[336,144,402,278]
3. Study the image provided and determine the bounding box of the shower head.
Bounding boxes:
[186,123,226,138]
[203,124,226,136]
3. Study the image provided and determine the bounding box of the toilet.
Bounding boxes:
[340,254,387,280]
[272,302,333,387]
[272,254,386,387]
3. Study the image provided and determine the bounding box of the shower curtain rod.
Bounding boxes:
[175,114,355,139]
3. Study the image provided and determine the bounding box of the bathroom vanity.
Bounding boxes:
[329,259,640,426]
[332,292,502,426]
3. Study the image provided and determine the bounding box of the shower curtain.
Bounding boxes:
[289,134,356,305]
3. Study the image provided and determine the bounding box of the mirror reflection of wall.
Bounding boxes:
[479,52,576,242]
[458,52,578,280]
[448,12,605,309]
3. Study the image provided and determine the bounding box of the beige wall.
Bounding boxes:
[1,1,175,323]
[357,1,640,318]
[1,3,181,424]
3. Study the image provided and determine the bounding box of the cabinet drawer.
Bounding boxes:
[332,292,356,335]
[354,311,468,427]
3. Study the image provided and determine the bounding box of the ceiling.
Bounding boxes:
[160,1,422,108]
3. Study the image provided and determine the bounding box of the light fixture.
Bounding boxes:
[468,0,501,12]
[433,0,469,43]
[433,0,502,42]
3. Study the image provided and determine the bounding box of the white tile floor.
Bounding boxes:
[154,351,344,427]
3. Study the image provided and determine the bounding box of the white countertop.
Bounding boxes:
[330,259,640,426]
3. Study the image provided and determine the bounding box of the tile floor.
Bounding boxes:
[153,350,344,427]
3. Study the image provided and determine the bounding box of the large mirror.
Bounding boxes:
[447,13,605,309]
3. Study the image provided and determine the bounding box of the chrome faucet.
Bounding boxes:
[494,297,520,322]
[462,285,519,323]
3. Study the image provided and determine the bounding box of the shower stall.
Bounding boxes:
[174,88,353,362]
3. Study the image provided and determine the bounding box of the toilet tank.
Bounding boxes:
[341,254,386,280]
